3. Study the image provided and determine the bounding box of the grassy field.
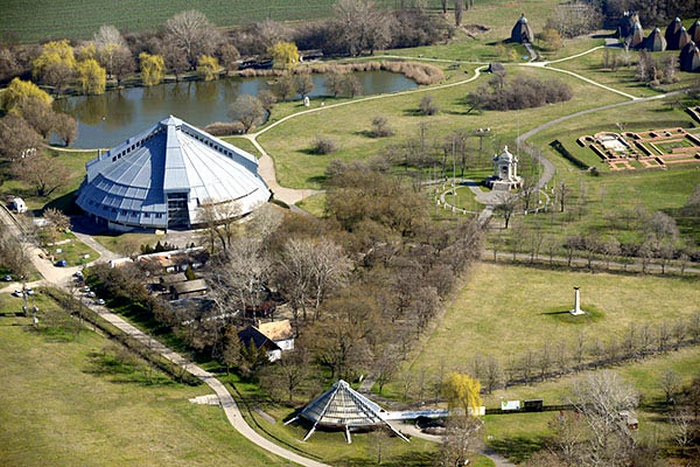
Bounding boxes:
[259,65,628,189]
[0,300,288,467]
[2,0,446,43]
[226,374,493,467]
[49,231,99,266]
[409,262,700,371]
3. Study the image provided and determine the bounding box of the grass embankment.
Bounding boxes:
[0,293,286,467]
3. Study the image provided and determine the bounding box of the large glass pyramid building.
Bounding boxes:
[76,116,271,231]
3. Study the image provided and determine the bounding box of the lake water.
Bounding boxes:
[53,71,417,149]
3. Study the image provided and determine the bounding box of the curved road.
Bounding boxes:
[7,41,685,467]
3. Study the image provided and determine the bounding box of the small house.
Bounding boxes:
[238,319,294,362]
[159,272,188,290]
[170,278,208,299]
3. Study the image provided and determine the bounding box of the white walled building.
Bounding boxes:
[76,116,270,231]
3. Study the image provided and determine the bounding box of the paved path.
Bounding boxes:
[90,303,331,467]
[0,206,330,467]
[246,65,488,206]
[393,422,515,467]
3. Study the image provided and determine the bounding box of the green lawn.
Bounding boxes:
[409,262,700,372]
[49,231,99,266]
[92,231,166,257]
[260,65,627,189]
[0,295,291,467]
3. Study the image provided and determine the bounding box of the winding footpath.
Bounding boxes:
[5,40,686,467]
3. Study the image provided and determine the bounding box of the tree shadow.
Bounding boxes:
[306,175,327,185]
[488,435,547,463]
[43,189,79,214]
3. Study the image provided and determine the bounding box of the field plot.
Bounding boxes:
[0,317,287,467]
[410,262,700,372]
[579,127,700,171]
[3,0,441,43]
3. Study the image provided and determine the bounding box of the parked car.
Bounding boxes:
[12,289,22,297]
[2,275,12,281]
[82,286,90,293]
[55,259,68,267]
[24,288,34,295]
[73,271,84,280]
[87,291,96,298]
[95,298,105,306]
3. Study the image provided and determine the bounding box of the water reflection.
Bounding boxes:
[53,71,417,148]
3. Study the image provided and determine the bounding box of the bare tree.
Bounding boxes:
[555,180,569,212]
[196,199,242,252]
[209,238,272,318]
[52,112,78,146]
[275,237,352,323]
[164,10,221,69]
[228,94,264,133]
[454,0,464,27]
[569,371,639,466]
[0,114,42,160]
[493,194,517,229]
[659,369,681,405]
[439,415,483,466]
[12,152,70,197]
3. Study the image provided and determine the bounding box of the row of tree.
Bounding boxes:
[0,2,450,93]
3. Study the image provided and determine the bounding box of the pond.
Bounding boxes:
[53,71,417,149]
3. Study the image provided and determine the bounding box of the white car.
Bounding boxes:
[82,286,90,293]
[12,289,22,297]
[95,298,105,306]
[24,288,34,295]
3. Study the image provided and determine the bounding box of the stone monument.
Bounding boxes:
[570,286,585,316]
[486,145,523,191]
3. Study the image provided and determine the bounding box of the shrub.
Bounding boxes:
[203,121,244,136]
[419,95,439,115]
[312,135,338,155]
[370,116,394,137]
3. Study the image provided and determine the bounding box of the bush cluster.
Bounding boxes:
[468,75,573,111]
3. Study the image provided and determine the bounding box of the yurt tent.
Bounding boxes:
[511,14,534,44]
[76,116,271,231]
[285,380,409,443]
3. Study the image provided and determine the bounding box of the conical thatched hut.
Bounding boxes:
[618,12,639,39]
[511,13,534,44]
[689,21,700,43]
[629,21,645,48]
[643,27,667,51]
[665,17,683,48]
[285,380,408,443]
[680,41,700,72]
[666,18,692,50]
